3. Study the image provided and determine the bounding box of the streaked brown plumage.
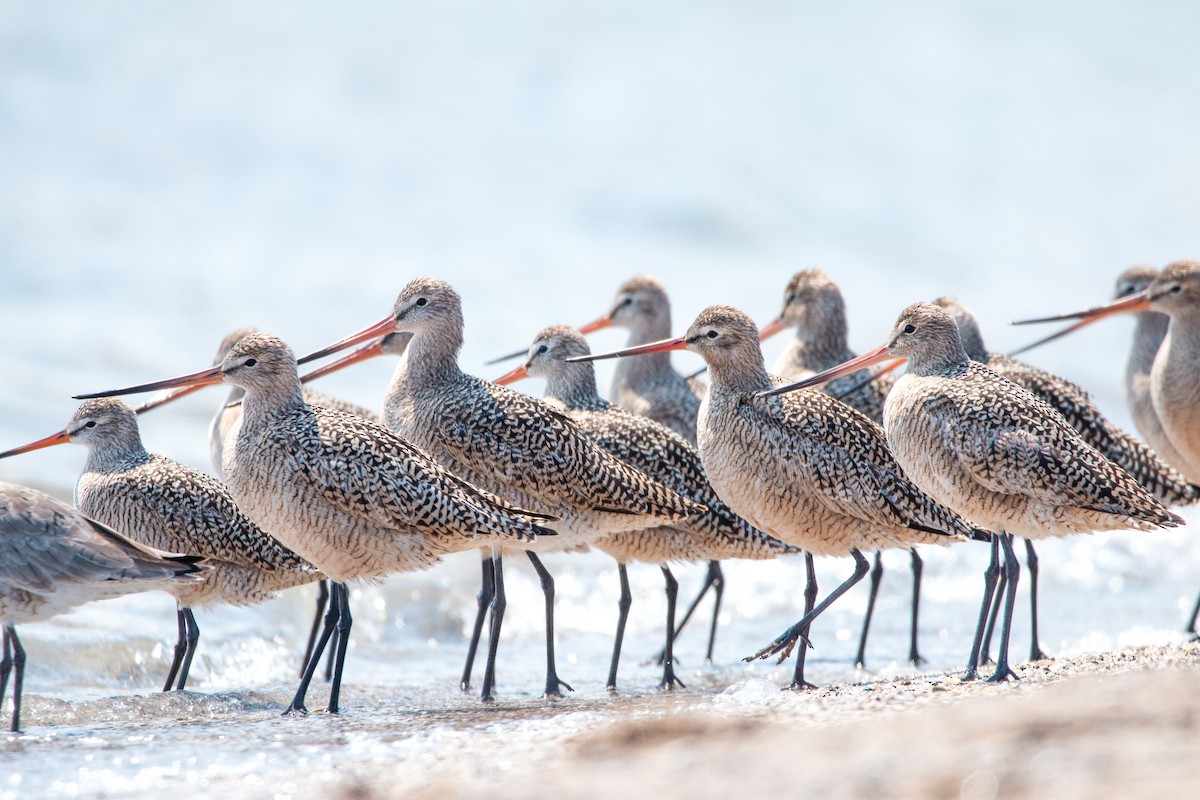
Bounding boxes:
[0,397,321,692]
[72,332,554,715]
[499,324,796,689]
[0,480,205,731]
[572,305,985,690]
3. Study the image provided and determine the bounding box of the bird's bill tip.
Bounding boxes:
[565,335,688,362]
[492,363,530,386]
[297,314,396,366]
[483,347,528,366]
[758,316,789,341]
[0,429,71,459]
[74,365,226,400]
[576,315,613,335]
[301,338,386,384]
[764,343,892,396]
[1011,290,1151,327]
[134,383,209,414]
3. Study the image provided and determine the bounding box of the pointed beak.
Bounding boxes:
[133,383,210,414]
[74,364,226,400]
[565,335,688,363]
[297,314,397,366]
[484,347,529,366]
[758,316,789,341]
[300,338,387,384]
[577,315,613,335]
[763,344,892,397]
[493,363,530,386]
[1011,289,1151,327]
[685,366,708,380]
[1007,317,1098,357]
[830,358,906,401]
[0,428,72,459]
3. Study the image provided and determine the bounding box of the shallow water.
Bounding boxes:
[2,0,1199,797]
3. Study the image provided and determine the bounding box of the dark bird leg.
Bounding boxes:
[299,580,329,679]
[980,570,1006,666]
[162,606,188,692]
[283,579,341,715]
[986,533,1021,683]
[606,562,632,692]
[479,550,506,703]
[1025,539,1051,661]
[749,550,871,676]
[173,607,200,691]
[854,552,885,668]
[908,549,926,666]
[526,551,574,697]
[790,553,819,691]
[325,582,353,714]
[646,560,723,666]
[1186,587,1200,642]
[963,534,1001,681]
[460,552,496,692]
[6,627,23,733]
[1,625,14,732]
[659,566,685,690]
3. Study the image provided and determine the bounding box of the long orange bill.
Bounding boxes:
[564,335,688,363]
[576,315,613,335]
[300,338,387,384]
[493,363,530,386]
[1007,318,1099,357]
[831,357,906,401]
[133,383,210,414]
[763,344,892,397]
[484,347,528,366]
[296,314,396,366]
[758,316,789,341]
[74,364,226,400]
[1010,289,1151,327]
[0,429,71,459]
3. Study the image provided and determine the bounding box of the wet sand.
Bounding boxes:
[14,640,1191,799]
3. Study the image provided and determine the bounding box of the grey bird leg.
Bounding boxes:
[747,549,870,669]
[173,607,200,691]
[606,563,632,692]
[326,582,353,713]
[162,606,188,692]
[1025,539,1051,661]
[1186,588,1200,642]
[790,553,819,691]
[659,566,685,690]
[908,549,926,666]
[300,580,329,679]
[979,569,1006,666]
[963,534,1001,681]
[526,551,574,697]
[986,533,1021,683]
[284,579,341,715]
[646,559,724,666]
[0,626,12,731]
[479,550,506,703]
[854,552,885,668]
[460,553,496,692]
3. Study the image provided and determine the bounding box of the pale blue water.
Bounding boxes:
[1,1,1198,797]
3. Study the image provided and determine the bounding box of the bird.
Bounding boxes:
[0,479,206,731]
[135,326,386,680]
[758,267,925,669]
[73,332,557,714]
[569,305,985,690]
[575,275,726,667]
[493,324,797,690]
[295,278,705,701]
[933,295,1198,662]
[0,398,323,692]
[770,302,1184,682]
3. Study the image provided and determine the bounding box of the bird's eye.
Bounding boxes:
[537,344,548,354]
[415,297,428,306]
[903,323,916,334]
[706,330,719,339]
[1171,285,1183,294]
[786,294,796,305]
[244,358,257,367]
[85,421,97,428]
[620,297,633,307]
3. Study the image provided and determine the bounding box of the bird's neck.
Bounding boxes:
[545,365,607,412]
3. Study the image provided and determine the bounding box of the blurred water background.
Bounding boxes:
[1,1,1198,797]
